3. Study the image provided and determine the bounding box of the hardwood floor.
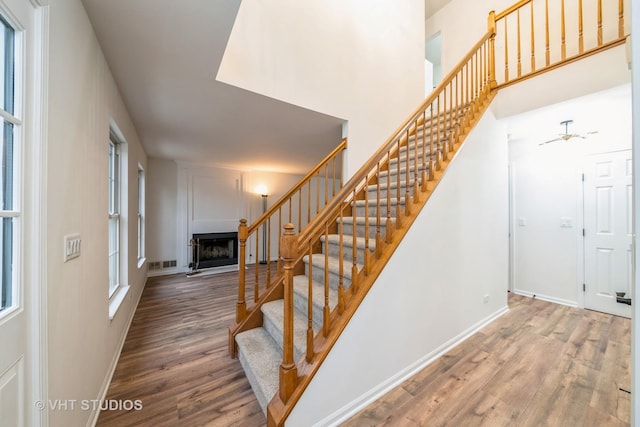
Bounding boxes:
[97,271,630,427]
[344,293,630,427]
[96,268,268,427]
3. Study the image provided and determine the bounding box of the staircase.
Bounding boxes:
[228,0,629,424]
[235,104,474,413]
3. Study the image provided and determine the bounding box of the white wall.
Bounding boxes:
[147,158,177,265]
[217,0,425,179]
[426,0,513,76]
[506,84,632,306]
[46,0,147,425]
[288,110,510,425]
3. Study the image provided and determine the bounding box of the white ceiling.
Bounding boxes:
[81,0,345,174]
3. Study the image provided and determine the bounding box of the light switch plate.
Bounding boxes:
[64,234,81,262]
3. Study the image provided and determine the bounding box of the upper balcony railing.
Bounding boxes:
[494,0,629,87]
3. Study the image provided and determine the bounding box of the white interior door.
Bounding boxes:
[0,1,43,426]
[584,149,633,318]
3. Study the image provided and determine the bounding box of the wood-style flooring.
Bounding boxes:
[97,269,630,427]
[344,293,630,427]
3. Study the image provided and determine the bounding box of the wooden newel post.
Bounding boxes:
[488,10,497,89]
[279,223,298,403]
[236,219,248,323]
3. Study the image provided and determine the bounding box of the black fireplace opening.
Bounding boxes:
[192,232,238,269]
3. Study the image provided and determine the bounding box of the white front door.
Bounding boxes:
[0,1,43,426]
[583,149,633,318]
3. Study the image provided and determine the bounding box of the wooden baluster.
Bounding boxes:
[405,129,412,214]
[376,162,382,257]
[279,223,298,403]
[236,219,248,323]
[395,139,402,229]
[298,189,302,232]
[545,0,550,65]
[504,17,509,82]
[430,101,438,175]
[278,208,282,274]
[449,81,454,152]
[385,151,393,243]
[578,0,584,53]
[619,0,624,38]
[266,217,271,287]
[422,111,429,189]
[288,198,292,224]
[334,155,338,194]
[439,94,447,162]
[316,171,320,215]
[307,180,311,225]
[338,207,345,313]
[597,0,602,45]
[306,242,314,362]
[324,163,329,205]
[364,175,370,274]
[488,10,497,88]
[254,229,259,302]
[352,189,359,293]
[413,120,420,202]
[323,223,330,336]
[517,9,522,77]
[560,0,566,60]
[531,1,536,71]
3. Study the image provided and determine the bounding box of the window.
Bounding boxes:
[0,15,18,316]
[137,164,145,266]
[108,133,121,298]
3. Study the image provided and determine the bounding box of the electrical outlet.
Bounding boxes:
[64,234,81,262]
[483,294,490,304]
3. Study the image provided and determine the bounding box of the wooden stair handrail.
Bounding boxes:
[298,32,493,247]
[246,138,347,236]
[232,0,629,424]
[268,30,497,426]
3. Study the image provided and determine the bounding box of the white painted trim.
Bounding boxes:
[631,0,640,423]
[511,288,578,308]
[108,285,130,320]
[313,305,510,427]
[88,281,145,427]
[28,4,48,427]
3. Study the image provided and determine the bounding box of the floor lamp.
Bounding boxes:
[260,193,268,264]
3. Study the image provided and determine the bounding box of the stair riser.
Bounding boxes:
[305,262,353,291]
[261,307,305,362]
[293,290,326,327]
[323,240,374,265]
[340,222,392,240]
[378,171,422,186]
[367,184,415,201]
[353,203,404,217]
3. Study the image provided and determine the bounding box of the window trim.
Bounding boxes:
[0,13,20,320]
[108,133,121,300]
[137,163,145,268]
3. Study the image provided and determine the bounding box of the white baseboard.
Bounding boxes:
[314,304,510,427]
[87,280,147,427]
[511,289,577,308]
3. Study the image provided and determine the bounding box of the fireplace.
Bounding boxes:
[192,232,238,269]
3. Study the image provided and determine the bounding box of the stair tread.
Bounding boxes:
[293,275,338,318]
[235,328,280,414]
[302,253,362,278]
[353,197,405,206]
[262,299,312,362]
[321,233,376,249]
[340,216,394,226]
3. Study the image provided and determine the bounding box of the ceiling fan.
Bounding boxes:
[538,120,598,145]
